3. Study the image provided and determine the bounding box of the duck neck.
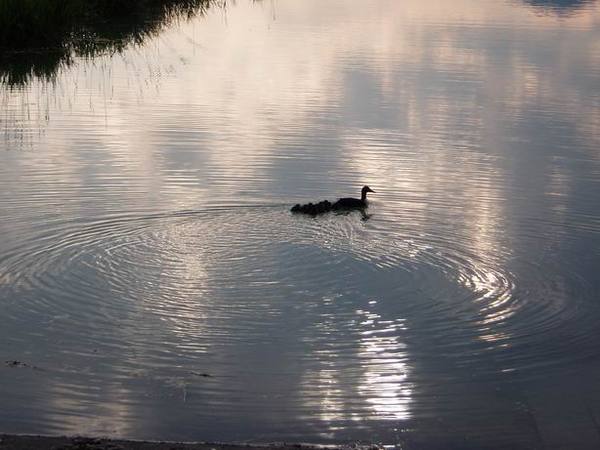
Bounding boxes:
[361,190,367,202]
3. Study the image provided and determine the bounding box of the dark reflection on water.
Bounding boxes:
[523,0,596,14]
[1,0,600,448]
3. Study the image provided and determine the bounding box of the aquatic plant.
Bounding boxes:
[0,0,86,49]
[0,0,215,85]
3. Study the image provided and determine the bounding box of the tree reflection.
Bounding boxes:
[521,0,596,14]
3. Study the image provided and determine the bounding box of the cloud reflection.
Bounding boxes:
[1,0,600,443]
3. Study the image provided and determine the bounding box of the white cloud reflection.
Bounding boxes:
[1,0,599,439]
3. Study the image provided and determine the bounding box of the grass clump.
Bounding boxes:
[0,0,212,49]
[0,0,86,49]
[0,0,214,85]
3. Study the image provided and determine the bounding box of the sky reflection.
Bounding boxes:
[358,317,412,421]
[1,0,600,446]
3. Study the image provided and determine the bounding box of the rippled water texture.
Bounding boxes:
[1,0,600,448]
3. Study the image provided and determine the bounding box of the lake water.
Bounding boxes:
[1,0,600,448]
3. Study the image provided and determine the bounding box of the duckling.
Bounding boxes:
[291,200,332,216]
[291,186,375,215]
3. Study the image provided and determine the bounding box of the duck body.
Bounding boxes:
[332,197,366,209]
[291,186,375,215]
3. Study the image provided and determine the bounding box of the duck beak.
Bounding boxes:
[369,188,375,193]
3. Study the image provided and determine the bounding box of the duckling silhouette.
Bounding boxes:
[291,186,375,215]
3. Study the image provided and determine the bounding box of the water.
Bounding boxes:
[1,0,600,448]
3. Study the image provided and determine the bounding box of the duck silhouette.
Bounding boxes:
[291,186,375,215]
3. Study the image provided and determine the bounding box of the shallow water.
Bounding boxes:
[1,0,600,448]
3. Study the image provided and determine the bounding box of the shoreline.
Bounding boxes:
[0,435,351,450]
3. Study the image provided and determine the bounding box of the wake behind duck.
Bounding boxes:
[291,186,375,216]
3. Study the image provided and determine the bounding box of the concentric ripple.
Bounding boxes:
[2,0,600,444]
[2,205,597,381]
[1,197,600,443]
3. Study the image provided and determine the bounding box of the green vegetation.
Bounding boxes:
[0,0,215,85]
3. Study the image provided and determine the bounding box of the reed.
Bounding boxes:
[0,0,212,49]
[0,0,213,85]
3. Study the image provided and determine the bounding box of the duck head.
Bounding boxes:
[361,185,375,201]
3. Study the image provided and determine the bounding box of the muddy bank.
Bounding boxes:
[0,435,353,450]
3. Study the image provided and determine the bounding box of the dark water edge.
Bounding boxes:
[0,434,340,450]
[0,0,215,86]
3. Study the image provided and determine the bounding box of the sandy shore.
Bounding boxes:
[0,435,347,450]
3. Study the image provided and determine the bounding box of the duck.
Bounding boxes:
[332,185,375,210]
[291,186,375,215]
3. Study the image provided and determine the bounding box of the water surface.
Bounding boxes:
[1,0,600,448]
